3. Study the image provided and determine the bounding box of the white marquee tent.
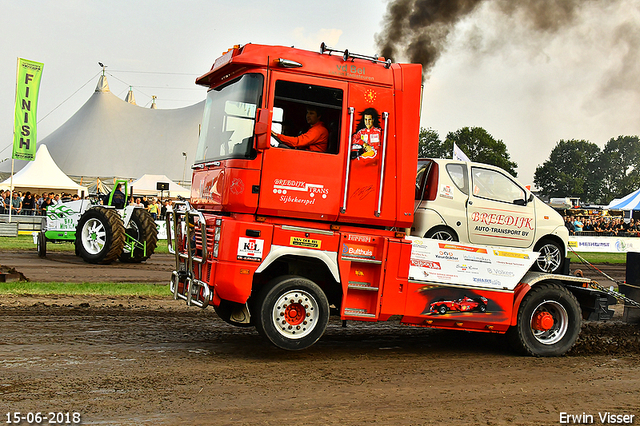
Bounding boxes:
[606,188,640,211]
[0,144,88,195]
[130,174,190,198]
[1,74,203,184]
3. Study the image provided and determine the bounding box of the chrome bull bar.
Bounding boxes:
[166,200,211,309]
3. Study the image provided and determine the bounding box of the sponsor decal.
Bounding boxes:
[435,250,459,261]
[229,178,244,195]
[568,240,578,248]
[470,211,534,230]
[346,234,373,243]
[330,64,374,81]
[455,264,479,274]
[462,254,492,264]
[438,243,488,254]
[411,259,441,269]
[492,250,530,259]
[472,277,502,286]
[291,237,321,249]
[237,237,264,262]
[273,178,329,207]
[342,243,374,258]
[487,267,515,277]
[439,184,453,200]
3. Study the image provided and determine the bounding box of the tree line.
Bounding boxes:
[419,127,640,205]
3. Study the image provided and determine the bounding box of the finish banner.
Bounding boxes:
[13,58,44,161]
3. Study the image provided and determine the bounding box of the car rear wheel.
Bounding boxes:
[425,226,458,241]
[534,239,564,274]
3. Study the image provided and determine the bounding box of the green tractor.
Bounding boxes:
[36,180,158,264]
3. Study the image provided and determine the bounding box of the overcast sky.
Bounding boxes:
[1,0,639,186]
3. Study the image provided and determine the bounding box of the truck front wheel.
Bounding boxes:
[254,275,329,350]
[508,282,581,356]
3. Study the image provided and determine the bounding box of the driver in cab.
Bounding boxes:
[271,106,328,152]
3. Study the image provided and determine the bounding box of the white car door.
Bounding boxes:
[466,166,536,248]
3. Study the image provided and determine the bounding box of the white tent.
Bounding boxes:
[0,144,88,195]
[1,75,203,183]
[606,188,640,211]
[130,174,190,198]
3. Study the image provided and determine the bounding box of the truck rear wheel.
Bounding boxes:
[508,282,581,356]
[254,275,329,350]
[119,208,158,263]
[75,207,125,264]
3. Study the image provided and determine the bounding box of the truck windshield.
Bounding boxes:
[195,73,264,163]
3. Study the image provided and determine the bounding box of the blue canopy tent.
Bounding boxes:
[607,188,640,210]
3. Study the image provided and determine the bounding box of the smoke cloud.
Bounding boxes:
[375,0,623,77]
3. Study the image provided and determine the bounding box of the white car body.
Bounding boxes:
[412,158,568,273]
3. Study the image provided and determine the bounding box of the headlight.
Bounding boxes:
[213,242,219,258]
[214,226,221,242]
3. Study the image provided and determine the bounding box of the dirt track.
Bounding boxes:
[1,250,639,425]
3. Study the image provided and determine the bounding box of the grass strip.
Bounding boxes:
[0,235,169,253]
[0,282,171,297]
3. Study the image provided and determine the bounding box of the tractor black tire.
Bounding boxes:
[119,208,158,263]
[254,275,330,350]
[37,231,46,258]
[75,206,125,264]
[507,282,581,357]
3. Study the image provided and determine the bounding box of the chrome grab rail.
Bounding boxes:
[341,107,356,213]
[375,112,389,217]
[168,200,211,309]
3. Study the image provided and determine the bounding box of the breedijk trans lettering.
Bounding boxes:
[471,212,534,230]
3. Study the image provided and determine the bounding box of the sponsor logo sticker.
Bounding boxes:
[291,237,322,249]
[237,237,264,262]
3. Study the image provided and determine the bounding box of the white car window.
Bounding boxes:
[471,167,524,203]
[446,163,468,195]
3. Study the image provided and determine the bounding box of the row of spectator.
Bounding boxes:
[564,215,639,236]
[1,189,175,221]
[0,190,79,216]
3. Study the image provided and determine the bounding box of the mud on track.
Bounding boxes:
[0,251,639,425]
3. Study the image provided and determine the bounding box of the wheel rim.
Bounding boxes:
[431,230,454,241]
[271,290,319,339]
[529,300,568,345]
[81,217,107,255]
[536,244,561,272]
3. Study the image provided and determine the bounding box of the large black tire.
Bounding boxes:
[214,300,253,328]
[254,275,330,350]
[425,226,458,241]
[37,231,46,258]
[507,282,581,356]
[119,208,158,263]
[534,239,565,274]
[75,207,125,264]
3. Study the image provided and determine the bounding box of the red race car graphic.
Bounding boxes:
[429,296,489,315]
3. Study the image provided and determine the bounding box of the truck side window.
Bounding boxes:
[273,80,342,154]
[471,167,525,203]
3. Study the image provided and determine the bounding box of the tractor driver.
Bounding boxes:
[111,184,125,209]
[271,106,328,152]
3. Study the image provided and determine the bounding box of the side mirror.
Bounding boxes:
[513,198,527,206]
[254,108,272,151]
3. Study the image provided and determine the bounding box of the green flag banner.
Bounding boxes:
[13,58,44,161]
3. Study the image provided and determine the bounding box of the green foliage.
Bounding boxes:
[417,126,518,176]
[534,139,603,203]
[598,135,640,204]
[0,235,168,254]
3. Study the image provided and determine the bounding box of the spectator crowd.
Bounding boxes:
[1,189,174,219]
[564,215,639,237]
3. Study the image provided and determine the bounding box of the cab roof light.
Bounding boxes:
[277,58,303,68]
